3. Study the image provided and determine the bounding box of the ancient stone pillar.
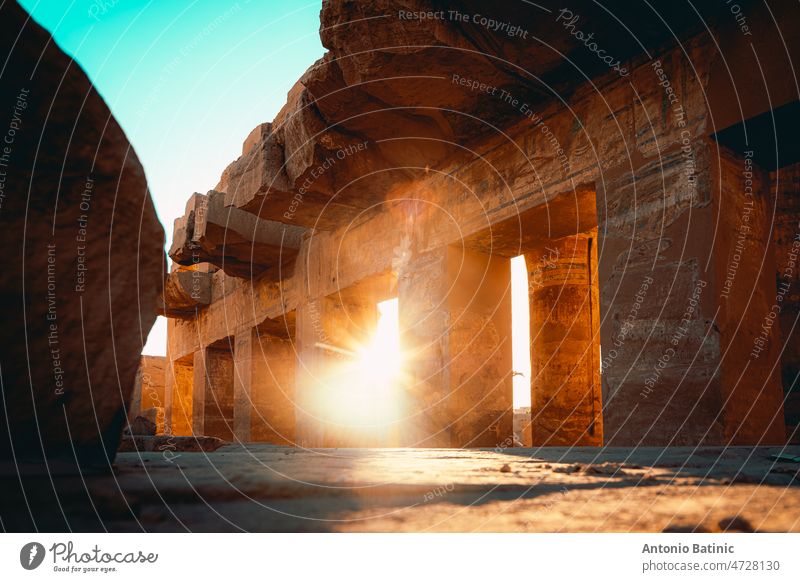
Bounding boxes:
[599,138,786,445]
[129,366,144,423]
[192,350,207,436]
[398,245,514,447]
[251,333,296,444]
[229,317,298,445]
[164,363,175,436]
[164,369,175,436]
[713,145,785,444]
[293,231,333,448]
[448,248,514,447]
[294,299,332,447]
[233,328,254,442]
[193,344,235,441]
[527,232,602,446]
[166,355,193,436]
[398,247,455,447]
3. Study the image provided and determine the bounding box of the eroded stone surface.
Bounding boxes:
[1,446,797,532]
[117,435,226,454]
[162,0,800,450]
[0,2,164,466]
[159,268,213,318]
[170,191,305,278]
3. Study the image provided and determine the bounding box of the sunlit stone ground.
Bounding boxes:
[2,446,799,532]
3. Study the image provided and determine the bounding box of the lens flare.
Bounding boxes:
[317,298,406,444]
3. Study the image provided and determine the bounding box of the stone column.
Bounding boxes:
[713,145,785,444]
[294,299,331,447]
[447,247,514,447]
[398,247,453,447]
[527,232,602,446]
[233,328,254,442]
[129,365,144,423]
[167,356,193,436]
[251,333,296,444]
[598,137,785,445]
[192,349,207,436]
[398,245,514,447]
[164,360,174,436]
[193,345,235,440]
[293,232,333,447]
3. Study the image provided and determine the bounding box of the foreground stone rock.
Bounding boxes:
[128,415,158,436]
[0,2,164,468]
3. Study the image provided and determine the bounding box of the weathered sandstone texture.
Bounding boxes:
[2,445,798,532]
[0,2,164,467]
[129,356,167,423]
[162,0,799,449]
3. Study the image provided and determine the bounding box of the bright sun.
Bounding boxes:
[318,298,406,440]
[355,298,402,382]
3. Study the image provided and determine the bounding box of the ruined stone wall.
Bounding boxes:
[128,356,167,435]
[167,35,716,353]
[167,25,791,446]
[131,356,167,416]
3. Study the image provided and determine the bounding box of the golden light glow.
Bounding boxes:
[511,255,532,408]
[356,298,402,383]
[318,298,406,442]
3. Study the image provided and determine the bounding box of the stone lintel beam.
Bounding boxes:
[169,190,306,278]
[219,120,366,230]
[158,269,212,318]
[229,186,366,232]
[201,0,716,238]
[218,123,292,211]
[168,193,203,265]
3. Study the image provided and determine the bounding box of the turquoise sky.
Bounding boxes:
[19,0,324,354]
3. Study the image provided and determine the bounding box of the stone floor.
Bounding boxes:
[2,445,799,532]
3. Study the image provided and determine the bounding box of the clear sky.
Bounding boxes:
[18,0,325,355]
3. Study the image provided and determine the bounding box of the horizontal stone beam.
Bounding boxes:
[169,190,306,278]
[213,0,710,235]
[158,269,212,318]
[219,118,368,230]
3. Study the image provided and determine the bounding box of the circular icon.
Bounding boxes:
[20,542,46,570]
